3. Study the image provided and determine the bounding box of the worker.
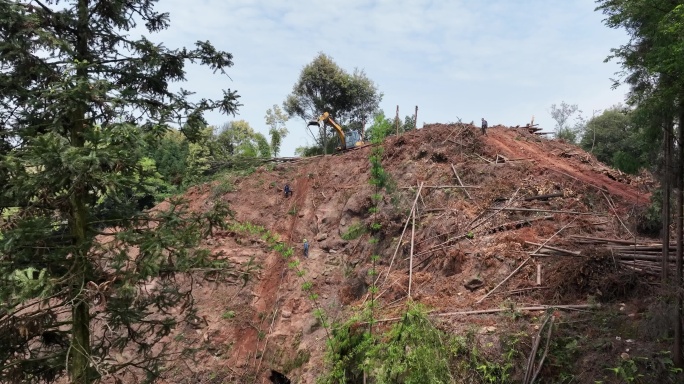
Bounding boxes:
[481,118,488,136]
[303,239,309,258]
[284,183,292,198]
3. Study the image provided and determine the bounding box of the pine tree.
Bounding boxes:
[0,0,241,382]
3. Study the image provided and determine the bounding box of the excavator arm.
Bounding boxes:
[308,112,348,150]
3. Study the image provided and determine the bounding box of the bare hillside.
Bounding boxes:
[156,123,665,383]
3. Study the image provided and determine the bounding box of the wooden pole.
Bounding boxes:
[380,182,424,287]
[601,191,634,238]
[478,219,577,303]
[414,105,418,130]
[400,185,481,189]
[488,207,608,216]
[451,164,472,199]
[370,304,599,324]
[536,264,542,286]
[395,105,399,136]
[408,185,417,299]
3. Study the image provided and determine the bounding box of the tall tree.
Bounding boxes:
[0,0,241,382]
[265,104,289,157]
[596,0,684,366]
[283,52,382,152]
[215,120,270,158]
[578,105,656,174]
[549,101,584,142]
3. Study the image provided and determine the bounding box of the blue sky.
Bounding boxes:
[144,0,629,156]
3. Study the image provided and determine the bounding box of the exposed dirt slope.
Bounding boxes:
[156,124,658,383]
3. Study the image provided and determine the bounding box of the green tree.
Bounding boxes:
[283,52,382,152]
[549,101,584,142]
[365,111,394,142]
[265,104,289,157]
[215,120,270,158]
[0,0,241,382]
[579,106,652,174]
[596,0,684,365]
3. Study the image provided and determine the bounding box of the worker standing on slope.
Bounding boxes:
[303,239,309,258]
[481,118,488,136]
[284,183,292,198]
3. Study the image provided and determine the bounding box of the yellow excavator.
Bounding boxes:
[307,112,365,151]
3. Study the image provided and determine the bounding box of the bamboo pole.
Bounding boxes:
[526,242,581,256]
[487,215,554,234]
[379,182,424,287]
[400,185,481,189]
[371,304,599,323]
[570,235,642,245]
[488,207,608,216]
[536,264,542,286]
[408,188,417,298]
[433,304,597,318]
[451,164,472,199]
[478,219,577,303]
[476,257,531,304]
[601,191,634,239]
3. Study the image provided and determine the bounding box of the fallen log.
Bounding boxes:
[400,185,481,189]
[433,304,598,318]
[524,192,565,201]
[371,304,599,324]
[570,235,637,244]
[490,207,608,216]
[494,192,564,203]
[486,215,554,234]
[526,241,581,256]
[615,253,677,262]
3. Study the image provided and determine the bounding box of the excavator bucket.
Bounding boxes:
[307,120,319,127]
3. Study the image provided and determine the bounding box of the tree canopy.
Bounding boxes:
[283,53,382,152]
[0,0,242,382]
[578,105,656,174]
[549,101,585,143]
[596,0,684,366]
[265,104,289,157]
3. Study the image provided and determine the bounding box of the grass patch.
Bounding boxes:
[212,176,235,198]
[282,349,311,374]
[341,221,366,240]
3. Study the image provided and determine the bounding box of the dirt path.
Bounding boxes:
[484,128,646,205]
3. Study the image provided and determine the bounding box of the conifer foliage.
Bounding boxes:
[0,0,241,382]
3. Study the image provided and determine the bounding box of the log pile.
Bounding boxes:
[530,235,675,276]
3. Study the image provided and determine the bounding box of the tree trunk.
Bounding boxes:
[664,122,672,281]
[675,105,684,368]
[70,0,92,382]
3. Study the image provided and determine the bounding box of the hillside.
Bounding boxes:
[154,123,671,383]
